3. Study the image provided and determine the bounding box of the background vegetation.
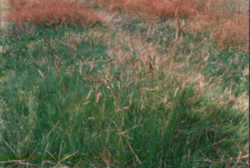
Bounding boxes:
[0,0,248,167]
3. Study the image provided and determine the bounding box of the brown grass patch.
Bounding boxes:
[211,12,248,51]
[95,0,249,51]
[94,0,197,18]
[8,0,100,27]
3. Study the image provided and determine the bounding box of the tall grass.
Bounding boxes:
[94,0,249,51]
[0,0,248,167]
[102,13,248,96]
[0,23,248,167]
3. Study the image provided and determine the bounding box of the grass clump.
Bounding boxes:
[0,24,248,167]
[116,13,248,96]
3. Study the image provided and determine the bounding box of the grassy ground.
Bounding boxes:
[0,1,249,167]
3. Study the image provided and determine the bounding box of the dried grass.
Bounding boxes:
[190,0,249,51]
[94,0,197,18]
[95,0,249,51]
[211,12,249,51]
[7,0,249,50]
[8,0,99,27]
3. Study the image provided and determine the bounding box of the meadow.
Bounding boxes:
[0,0,248,167]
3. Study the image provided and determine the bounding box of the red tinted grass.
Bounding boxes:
[95,0,249,51]
[8,0,99,27]
[95,0,198,18]
[212,12,249,51]
[7,0,249,51]
[190,1,249,51]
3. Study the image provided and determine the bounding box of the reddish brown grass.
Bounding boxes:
[8,0,99,27]
[210,12,249,51]
[95,0,198,18]
[7,0,249,51]
[95,0,249,51]
[190,0,249,51]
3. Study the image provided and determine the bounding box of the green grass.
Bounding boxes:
[0,13,248,168]
[117,14,249,96]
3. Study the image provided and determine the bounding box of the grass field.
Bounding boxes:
[0,0,249,167]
